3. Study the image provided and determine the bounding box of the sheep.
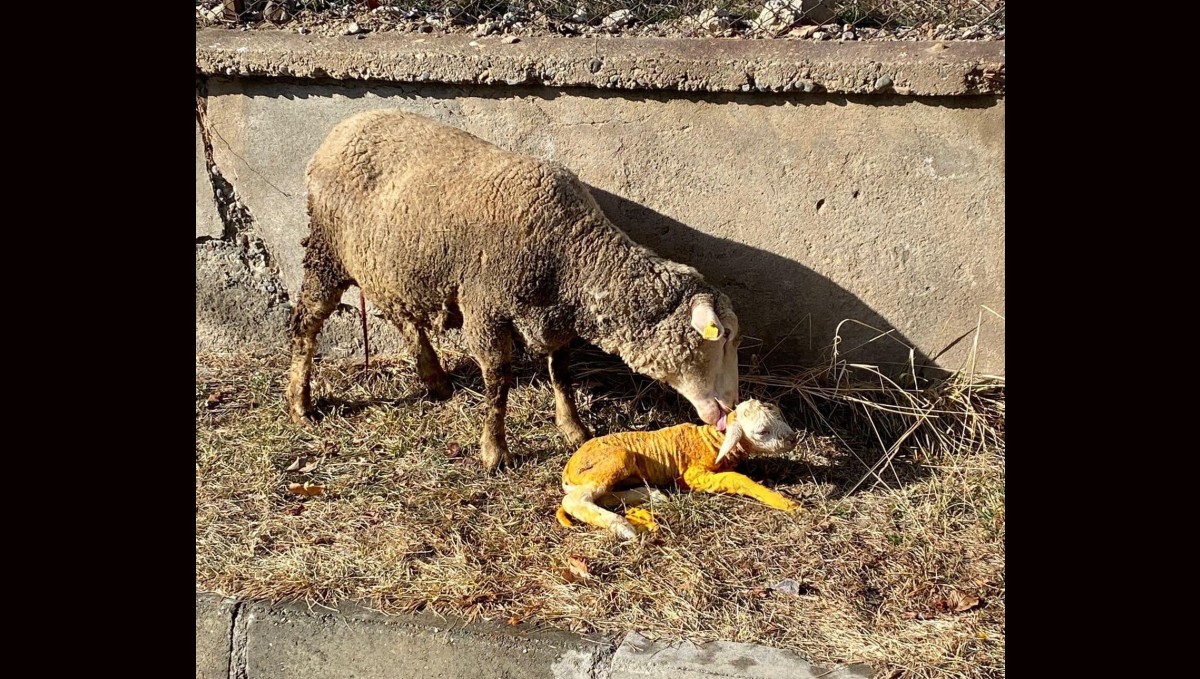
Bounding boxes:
[555,399,802,540]
[286,109,741,471]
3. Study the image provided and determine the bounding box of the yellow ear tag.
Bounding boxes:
[702,323,721,340]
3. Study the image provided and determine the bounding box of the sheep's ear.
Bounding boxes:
[716,420,743,466]
[690,298,724,341]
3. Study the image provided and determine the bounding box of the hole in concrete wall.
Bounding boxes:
[816,198,826,214]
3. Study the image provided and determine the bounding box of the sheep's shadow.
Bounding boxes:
[583,184,942,380]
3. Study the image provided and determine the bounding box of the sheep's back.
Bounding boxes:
[305,110,608,322]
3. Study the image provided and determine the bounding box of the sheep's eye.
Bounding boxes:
[756,428,768,437]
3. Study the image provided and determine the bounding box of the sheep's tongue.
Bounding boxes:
[716,413,728,433]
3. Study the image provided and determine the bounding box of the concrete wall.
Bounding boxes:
[196,31,1005,375]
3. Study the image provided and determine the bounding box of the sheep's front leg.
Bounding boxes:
[549,346,590,447]
[286,255,350,424]
[467,321,514,472]
[682,468,800,512]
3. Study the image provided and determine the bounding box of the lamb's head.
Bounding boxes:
[716,399,799,466]
[654,293,740,426]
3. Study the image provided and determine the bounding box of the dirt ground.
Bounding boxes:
[196,340,1004,679]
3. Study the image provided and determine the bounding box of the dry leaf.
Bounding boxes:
[299,459,320,473]
[283,504,305,516]
[949,591,982,613]
[447,441,462,457]
[287,482,325,497]
[285,458,303,472]
[566,556,592,582]
[507,616,522,626]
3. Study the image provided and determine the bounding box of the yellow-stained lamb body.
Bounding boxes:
[557,400,802,540]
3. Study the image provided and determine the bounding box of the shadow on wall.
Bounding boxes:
[585,184,939,379]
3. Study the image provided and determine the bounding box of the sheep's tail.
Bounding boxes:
[556,506,574,528]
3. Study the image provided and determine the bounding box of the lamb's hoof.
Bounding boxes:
[611,520,638,541]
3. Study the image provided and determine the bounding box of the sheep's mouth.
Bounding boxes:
[716,407,728,433]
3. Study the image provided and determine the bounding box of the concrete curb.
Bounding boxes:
[196,29,1004,96]
[196,593,873,679]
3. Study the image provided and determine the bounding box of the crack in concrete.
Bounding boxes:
[226,600,247,679]
[196,77,291,309]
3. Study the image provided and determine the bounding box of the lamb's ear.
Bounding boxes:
[715,420,743,466]
[690,297,724,341]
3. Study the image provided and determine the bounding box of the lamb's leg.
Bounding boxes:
[549,346,590,447]
[562,483,638,541]
[559,447,640,539]
[286,261,350,424]
[681,468,800,512]
[465,319,514,472]
[400,323,452,400]
[595,487,667,509]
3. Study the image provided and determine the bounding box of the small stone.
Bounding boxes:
[345,21,360,35]
[602,9,636,30]
[501,35,520,44]
[696,8,732,33]
[262,1,290,23]
[792,25,820,39]
[468,40,481,47]
[812,31,827,41]
[588,57,602,74]
[874,75,893,91]
[473,21,497,38]
[296,26,310,35]
[842,31,856,40]
[753,0,802,37]
[741,84,752,91]
[771,579,806,596]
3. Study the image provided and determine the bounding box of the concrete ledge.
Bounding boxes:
[196,29,1004,96]
[196,594,237,679]
[611,632,871,679]
[195,594,873,679]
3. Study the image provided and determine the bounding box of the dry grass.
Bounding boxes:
[196,331,1004,679]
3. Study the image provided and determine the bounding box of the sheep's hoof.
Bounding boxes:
[479,440,507,473]
[611,520,638,542]
[557,422,591,448]
[288,404,314,426]
[425,378,453,401]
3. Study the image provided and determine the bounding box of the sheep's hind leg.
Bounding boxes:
[549,346,590,447]
[286,258,350,424]
[399,323,452,400]
[465,318,514,472]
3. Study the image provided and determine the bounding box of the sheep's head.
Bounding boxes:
[716,399,799,466]
[657,293,740,426]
